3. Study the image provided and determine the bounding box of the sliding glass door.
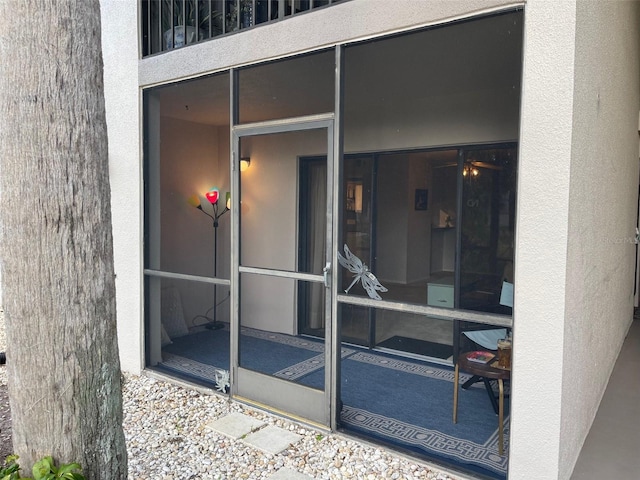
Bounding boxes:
[298,157,330,338]
[297,146,516,363]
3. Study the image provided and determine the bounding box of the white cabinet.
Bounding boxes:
[427,277,454,308]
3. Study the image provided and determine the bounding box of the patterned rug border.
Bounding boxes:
[274,347,356,380]
[161,353,222,384]
[240,328,325,352]
[348,351,481,387]
[341,405,509,473]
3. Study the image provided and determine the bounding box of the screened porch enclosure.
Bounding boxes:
[143,10,522,479]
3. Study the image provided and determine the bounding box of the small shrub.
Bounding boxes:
[0,455,85,480]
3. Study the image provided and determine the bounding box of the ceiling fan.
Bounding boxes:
[434,159,502,172]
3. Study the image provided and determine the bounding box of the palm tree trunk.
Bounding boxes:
[0,1,128,477]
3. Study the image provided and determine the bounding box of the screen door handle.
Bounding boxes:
[323,262,331,288]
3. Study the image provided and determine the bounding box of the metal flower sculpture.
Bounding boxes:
[337,244,388,300]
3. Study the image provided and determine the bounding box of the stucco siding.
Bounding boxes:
[100,0,143,373]
[561,1,640,478]
[509,1,577,478]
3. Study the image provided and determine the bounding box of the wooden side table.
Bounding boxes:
[453,352,511,455]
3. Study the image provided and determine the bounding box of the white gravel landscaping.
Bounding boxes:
[0,310,458,480]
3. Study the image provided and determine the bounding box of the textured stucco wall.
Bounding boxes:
[509,1,577,478]
[512,1,640,479]
[561,1,640,478]
[100,0,142,373]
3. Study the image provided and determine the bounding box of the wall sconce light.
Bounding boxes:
[240,157,251,172]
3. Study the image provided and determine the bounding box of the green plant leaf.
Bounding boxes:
[55,465,80,476]
[32,456,54,480]
[0,463,20,476]
[1,455,84,480]
[0,454,22,480]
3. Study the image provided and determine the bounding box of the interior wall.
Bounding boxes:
[375,155,432,285]
[561,2,640,478]
[376,159,409,283]
[160,117,221,277]
[239,130,326,334]
[159,117,231,326]
[344,88,520,153]
[407,158,432,283]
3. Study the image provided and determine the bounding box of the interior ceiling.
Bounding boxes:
[154,11,522,127]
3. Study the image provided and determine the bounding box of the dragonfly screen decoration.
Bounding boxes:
[337,244,388,300]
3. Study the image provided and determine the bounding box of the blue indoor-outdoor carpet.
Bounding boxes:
[162,328,231,373]
[344,351,508,478]
[301,349,509,479]
[161,327,327,386]
[160,329,508,478]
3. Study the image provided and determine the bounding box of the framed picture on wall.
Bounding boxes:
[415,189,428,210]
[346,181,363,213]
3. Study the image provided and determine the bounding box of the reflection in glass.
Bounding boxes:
[459,146,517,314]
[335,147,515,356]
[338,303,453,360]
[338,151,458,306]
[341,155,374,299]
[335,156,375,345]
[340,304,371,346]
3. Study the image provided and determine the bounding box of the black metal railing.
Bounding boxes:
[141,0,343,57]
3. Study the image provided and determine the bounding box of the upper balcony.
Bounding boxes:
[141,0,344,57]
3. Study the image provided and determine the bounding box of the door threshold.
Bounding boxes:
[374,346,453,366]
